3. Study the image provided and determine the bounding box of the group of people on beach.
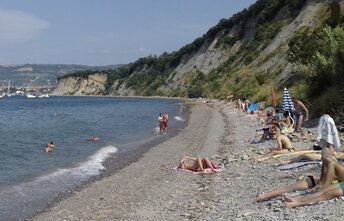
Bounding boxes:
[237,95,344,208]
[158,112,169,133]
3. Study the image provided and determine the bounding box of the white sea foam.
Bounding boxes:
[174,116,185,121]
[36,145,118,181]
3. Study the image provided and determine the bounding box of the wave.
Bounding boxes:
[174,116,185,121]
[36,145,118,181]
[0,145,117,221]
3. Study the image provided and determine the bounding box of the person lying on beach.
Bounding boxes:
[256,113,342,204]
[45,141,54,153]
[278,152,344,165]
[178,156,216,172]
[284,156,344,208]
[257,137,339,202]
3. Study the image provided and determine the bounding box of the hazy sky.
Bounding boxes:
[0,0,256,66]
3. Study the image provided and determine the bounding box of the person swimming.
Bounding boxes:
[90,136,99,142]
[45,141,54,153]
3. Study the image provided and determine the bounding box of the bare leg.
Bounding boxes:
[193,157,204,172]
[284,184,343,208]
[278,154,321,165]
[256,176,319,202]
[201,158,215,170]
[295,117,305,137]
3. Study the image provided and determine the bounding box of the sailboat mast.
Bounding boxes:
[7,80,10,94]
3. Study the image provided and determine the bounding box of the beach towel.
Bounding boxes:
[317,114,341,151]
[278,161,322,171]
[248,103,258,112]
[255,150,320,162]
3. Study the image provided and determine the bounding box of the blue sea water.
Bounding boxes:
[0,96,187,221]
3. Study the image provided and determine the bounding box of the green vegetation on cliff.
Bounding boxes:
[59,0,344,119]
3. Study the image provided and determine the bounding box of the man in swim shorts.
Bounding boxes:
[292,97,309,139]
[284,159,344,208]
[256,157,344,203]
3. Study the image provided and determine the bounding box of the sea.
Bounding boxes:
[0,96,188,221]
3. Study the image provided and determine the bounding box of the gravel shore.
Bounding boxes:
[31,100,344,221]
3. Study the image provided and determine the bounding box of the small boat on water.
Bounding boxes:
[26,94,37,99]
[0,93,6,99]
[38,94,49,98]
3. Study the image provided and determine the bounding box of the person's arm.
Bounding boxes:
[184,156,197,161]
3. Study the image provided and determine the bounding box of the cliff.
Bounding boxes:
[54,0,344,116]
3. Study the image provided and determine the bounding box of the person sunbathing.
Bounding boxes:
[256,144,339,202]
[278,152,344,165]
[255,134,294,160]
[257,113,342,205]
[178,156,216,172]
[284,158,344,208]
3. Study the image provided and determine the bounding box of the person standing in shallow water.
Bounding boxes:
[158,113,164,133]
[163,112,169,133]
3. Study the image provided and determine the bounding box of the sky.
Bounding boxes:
[0,0,256,66]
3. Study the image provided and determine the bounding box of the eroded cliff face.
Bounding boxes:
[52,73,107,95]
[53,0,333,97]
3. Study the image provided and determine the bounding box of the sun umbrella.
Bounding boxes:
[281,87,295,112]
[282,87,295,127]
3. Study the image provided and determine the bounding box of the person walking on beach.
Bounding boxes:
[158,113,164,133]
[292,97,309,139]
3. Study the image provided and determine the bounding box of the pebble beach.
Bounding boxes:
[31,100,344,221]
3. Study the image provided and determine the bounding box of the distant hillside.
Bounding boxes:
[0,64,121,87]
[54,0,344,119]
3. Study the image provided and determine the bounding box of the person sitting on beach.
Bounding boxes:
[256,114,341,204]
[45,141,54,153]
[277,111,294,134]
[292,97,309,139]
[255,134,294,160]
[178,156,217,172]
[236,99,242,111]
[90,136,99,142]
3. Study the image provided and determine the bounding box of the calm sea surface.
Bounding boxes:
[0,96,187,221]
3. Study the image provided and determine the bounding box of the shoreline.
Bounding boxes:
[24,99,193,221]
[31,101,344,221]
